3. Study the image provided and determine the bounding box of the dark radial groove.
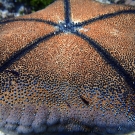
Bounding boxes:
[75,10,135,27]
[0,18,58,27]
[73,31,135,91]
[0,30,61,73]
[5,70,20,77]
[64,0,71,24]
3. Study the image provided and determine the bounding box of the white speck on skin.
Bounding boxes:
[110,28,120,36]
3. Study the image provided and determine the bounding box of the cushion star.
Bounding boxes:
[0,0,135,134]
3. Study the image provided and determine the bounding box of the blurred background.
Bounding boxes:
[0,0,54,20]
[0,0,135,20]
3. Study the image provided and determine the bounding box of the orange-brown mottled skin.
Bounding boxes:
[0,0,135,134]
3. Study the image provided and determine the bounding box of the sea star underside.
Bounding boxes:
[0,0,135,135]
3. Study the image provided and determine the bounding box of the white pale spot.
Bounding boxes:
[73,20,80,23]
[110,28,120,36]
[79,27,90,32]
[126,132,135,135]
[0,131,4,135]
[0,130,18,135]
[56,15,62,22]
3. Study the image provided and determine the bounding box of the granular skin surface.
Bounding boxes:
[0,0,135,134]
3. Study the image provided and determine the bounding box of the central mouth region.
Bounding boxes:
[58,21,81,33]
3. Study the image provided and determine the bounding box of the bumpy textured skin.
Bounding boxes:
[0,0,135,134]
